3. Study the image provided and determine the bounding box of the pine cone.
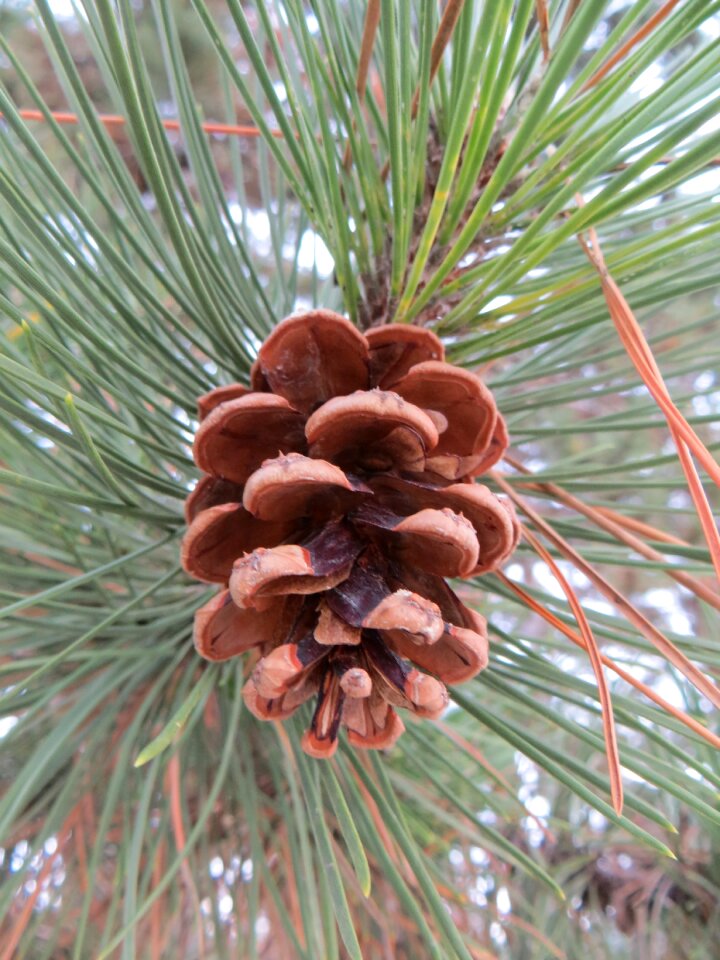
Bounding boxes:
[182,311,518,758]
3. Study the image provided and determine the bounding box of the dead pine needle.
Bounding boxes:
[491,470,720,711]
[582,0,683,92]
[535,0,551,63]
[520,523,623,815]
[496,572,720,752]
[577,224,720,584]
[343,0,381,170]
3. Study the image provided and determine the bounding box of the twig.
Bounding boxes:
[167,753,205,958]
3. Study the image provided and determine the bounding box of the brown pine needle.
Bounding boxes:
[520,523,623,814]
[167,753,205,958]
[9,108,280,138]
[496,572,720,751]
[491,471,720,711]
[352,760,410,876]
[673,431,720,582]
[381,0,467,181]
[592,505,689,547]
[411,0,467,116]
[582,0,683,92]
[0,824,70,960]
[73,800,90,893]
[343,0,381,170]
[578,226,720,582]
[505,454,720,612]
[434,719,556,842]
[150,839,167,960]
[356,0,382,100]
[535,0,551,63]
[280,828,307,949]
[560,0,583,35]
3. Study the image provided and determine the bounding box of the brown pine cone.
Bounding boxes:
[181,310,518,758]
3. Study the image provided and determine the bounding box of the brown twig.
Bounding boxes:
[150,839,167,960]
[9,108,281,138]
[560,0,583,35]
[167,753,205,957]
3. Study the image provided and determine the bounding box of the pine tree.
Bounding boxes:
[1,2,719,957]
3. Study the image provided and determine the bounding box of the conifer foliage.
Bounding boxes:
[0,1,719,957]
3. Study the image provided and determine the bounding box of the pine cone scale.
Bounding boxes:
[304,389,439,472]
[193,393,307,483]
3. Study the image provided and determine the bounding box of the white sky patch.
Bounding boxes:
[630,63,663,97]
[226,204,335,277]
[668,490,691,509]
[582,597,614,617]
[45,0,76,19]
[531,559,567,600]
[469,846,489,866]
[0,715,19,738]
[294,230,335,277]
[496,887,512,915]
[692,391,720,416]
[694,371,716,391]
[479,294,513,314]
[449,847,464,866]
[679,169,720,197]
[695,111,720,138]
[504,562,525,583]
[526,794,550,819]
[588,809,608,831]
[633,195,661,212]
[645,587,693,636]
[700,15,720,40]
[653,674,687,709]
